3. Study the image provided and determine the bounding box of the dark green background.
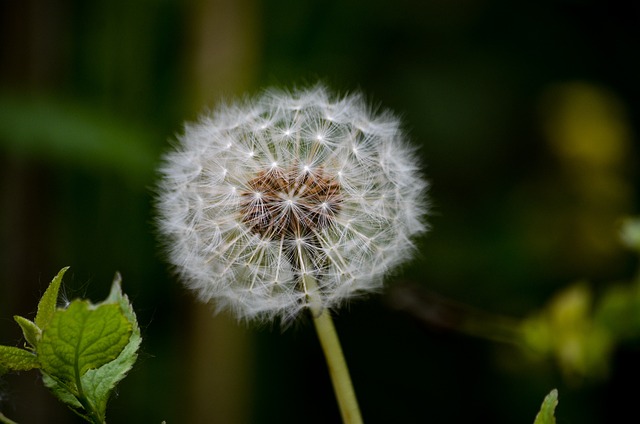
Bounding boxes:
[1,0,639,422]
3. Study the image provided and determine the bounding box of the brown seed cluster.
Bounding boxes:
[240,167,342,239]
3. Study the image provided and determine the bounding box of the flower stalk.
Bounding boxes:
[306,276,363,424]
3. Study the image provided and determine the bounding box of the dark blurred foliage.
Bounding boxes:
[1,0,639,423]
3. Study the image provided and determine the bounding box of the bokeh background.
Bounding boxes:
[1,0,639,422]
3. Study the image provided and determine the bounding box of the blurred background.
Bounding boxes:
[1,0,639,422]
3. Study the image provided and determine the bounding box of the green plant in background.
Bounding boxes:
[521,216,640,382]
[0,268,141,424]
[393,214,640,391]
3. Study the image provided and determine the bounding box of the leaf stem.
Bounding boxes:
[75,380,104,424]
[305,277,363,424]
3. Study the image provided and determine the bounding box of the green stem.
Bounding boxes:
[77,394,103,424]
[73,368,103,424]
[305,277,363,424]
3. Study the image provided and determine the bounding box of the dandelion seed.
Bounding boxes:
[156,84,428,321]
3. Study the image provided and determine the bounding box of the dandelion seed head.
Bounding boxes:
[157,84,429,322]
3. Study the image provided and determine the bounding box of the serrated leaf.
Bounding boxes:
[38,273,141,423]
[38,301,132,389]
[81,273,141,418]
[14,315,41,348]
[534,389,558,424]
[0,346,39,373]
[35,267,69,329]
[104,274,140,335]
[82,334,141,419]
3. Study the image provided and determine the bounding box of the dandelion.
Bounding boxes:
[156,84,428,423]
[157,84,428,322]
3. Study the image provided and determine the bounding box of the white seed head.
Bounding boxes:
[157,84,428,321]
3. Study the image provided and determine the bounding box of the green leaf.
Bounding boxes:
[43,275,142,421]
[0,346,39,374]
[38,301,132,390]
[14,315,41,348]
[534,389,558,424]
[1,269,141,423]
[41,372,84,409]
[35,266,69,330]
[80,273,142,419]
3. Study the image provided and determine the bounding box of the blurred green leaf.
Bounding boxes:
[521,282,613,381]
[595,282,640,340]
[620,217,640,252]
[0,93,159,185]
[533,389,558,424]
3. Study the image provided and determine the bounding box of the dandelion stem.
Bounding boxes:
[306,277,363,424]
